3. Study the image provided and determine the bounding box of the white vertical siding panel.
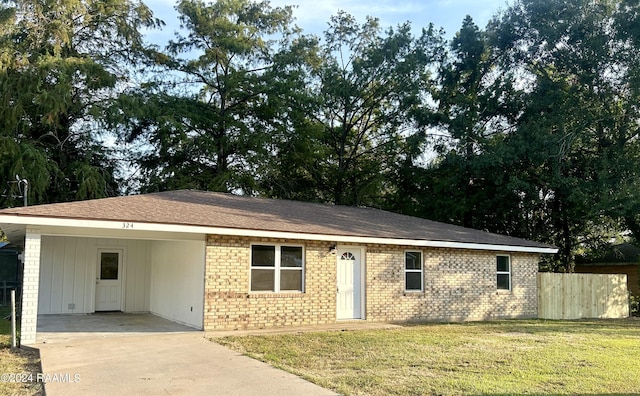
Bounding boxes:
[38,236,152,315]
[144,242,152,311]
[131,240,143,311]
[61,238,76,313]
[131,240,141,311]
[123,241,134,312]
[37,237,54,314]
[123,239,151,312]
[142,241,152,311]
[73,238,88,313]
[84,238,97,313]
[50,238,65,313]
[150,240,205,329]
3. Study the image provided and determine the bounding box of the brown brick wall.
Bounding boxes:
[203,235,540,331]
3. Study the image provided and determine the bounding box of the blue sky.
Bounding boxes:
[143,0,511,45]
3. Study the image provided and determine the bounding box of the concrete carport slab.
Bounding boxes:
[36,313,200,343]
[35,314,338,396]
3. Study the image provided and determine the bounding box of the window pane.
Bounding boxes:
[280,269,302,291]
[100,252,119,280]
[405,272,422,291]
[340,252,355,260]
[497,256,510,272]
[405,252,422,270]
[251,269,274,291]
[497,274,510,290]
[281,246,303,268]
[252,245,275,267]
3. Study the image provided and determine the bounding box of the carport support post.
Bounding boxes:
[11,289,16,348]
[20,228,41,346]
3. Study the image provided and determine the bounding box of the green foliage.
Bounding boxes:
[260,12,444,206]
[3,0,640,274]
[490,0,640,269]
[630,294,640,317]
[403,0,640,270]
[0,0,160,206]
[116,0,297,194]
[409,16,518,230]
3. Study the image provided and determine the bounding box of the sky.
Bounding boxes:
[143,0,511,46]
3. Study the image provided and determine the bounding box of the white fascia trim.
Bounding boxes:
[0,215,558,254]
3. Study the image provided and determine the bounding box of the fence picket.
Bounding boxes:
[538,273,629,319]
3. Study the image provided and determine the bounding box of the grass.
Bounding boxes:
[0,307,43,396]
[217,319,640,395]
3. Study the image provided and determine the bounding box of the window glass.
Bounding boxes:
[340,252,355,260]
[281,246,303,267]
[251,269,275,291]
[497,273,511,290]
[497,255,510,272]
[405,251,422,270]
[280,269,303,291]
[405,272,422,291]
[252,245,275,267]
[496,255,511,291]
[404,251,423,291]
[100,252,119,280]
[250,245,304,292]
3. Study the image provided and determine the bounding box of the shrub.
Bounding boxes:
[630,294,640,317]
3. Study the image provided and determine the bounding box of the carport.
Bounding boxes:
[0,219,207,345]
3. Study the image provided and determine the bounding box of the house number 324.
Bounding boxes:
[122,222,134,229]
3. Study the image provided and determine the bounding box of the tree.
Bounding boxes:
[413,16,522,230]
[0,0,160,206]
[493,0,640,269]
[115,0,297,194]
[251,30,325,202]
[262,12,443,207]
[400,1,640,270]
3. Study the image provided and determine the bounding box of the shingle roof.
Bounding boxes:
[0,189,555,250]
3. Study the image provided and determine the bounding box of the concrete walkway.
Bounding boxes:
[35,314,339,396]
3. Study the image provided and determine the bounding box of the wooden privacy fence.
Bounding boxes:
[538,273,629,319]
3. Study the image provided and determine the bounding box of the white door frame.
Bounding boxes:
[95,248,125,312]
[336,246,365,320]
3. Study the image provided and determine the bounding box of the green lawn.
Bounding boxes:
[217,319,640,396]
[0,307,42,396]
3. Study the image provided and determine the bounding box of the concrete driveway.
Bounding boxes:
[35,314,338,396]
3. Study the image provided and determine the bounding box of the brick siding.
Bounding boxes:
[20,228,42,345]
[366,246,538,322]
[203,235,539,331]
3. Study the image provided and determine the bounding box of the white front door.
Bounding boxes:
[95,250,123,311]
[336,248,363,320]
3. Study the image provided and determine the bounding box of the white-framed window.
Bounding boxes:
[405,250,423,292]
[497,255,511,291]
[250,244,304,292]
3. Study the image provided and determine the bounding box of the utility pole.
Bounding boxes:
[2,175,28,206]
[21,179,28,207]
[14,175,28,206]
